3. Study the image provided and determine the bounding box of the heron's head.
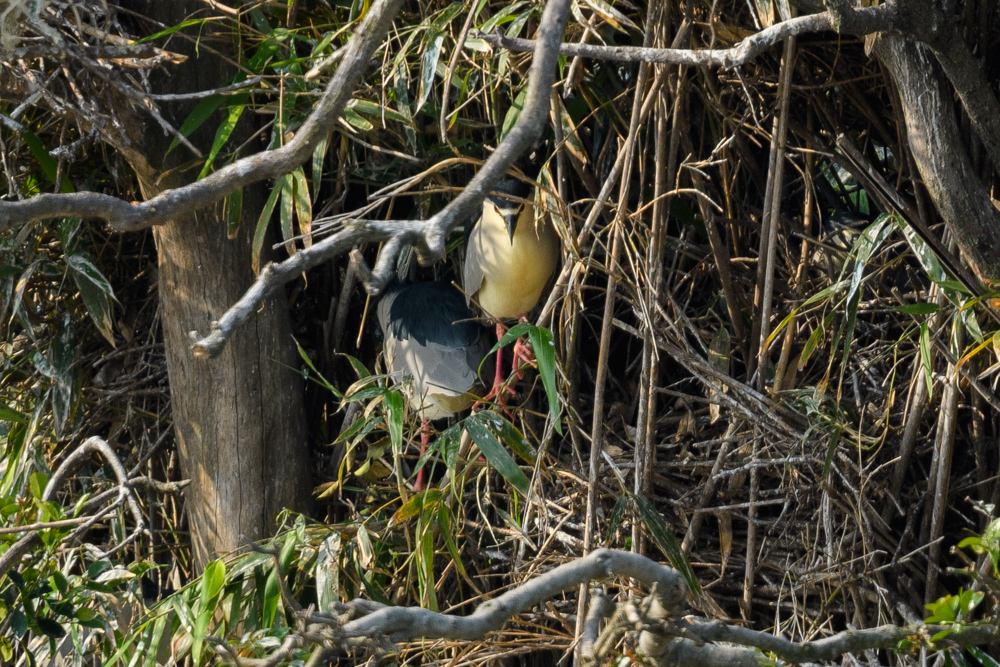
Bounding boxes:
[485,179,532,243]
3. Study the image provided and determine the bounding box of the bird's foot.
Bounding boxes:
[475,379,517,412]
[512,337,537,380]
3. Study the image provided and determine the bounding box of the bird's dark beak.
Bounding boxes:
[504,209,520,244]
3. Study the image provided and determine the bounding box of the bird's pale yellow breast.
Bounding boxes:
[472,205,560,319]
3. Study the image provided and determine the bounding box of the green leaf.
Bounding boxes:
[225,188,243,239]
[315,533,341,615]
[465,413,530,495]
[896,303,940,315]
[291,167,312,242]
[416,32,444,113]
[500,87,527,140]
[75,607,96,622]
[385,389,405,455]
[527,325,561,434]
[632,494,701,597]
[968,646,1000,667]
[143,613,169,667]
[0,403,28,424]
[894,213,949,285]
[29,471,47,500]
[135,18,207,44]
[36,616,66,639]
[67,253,116,347]
[10,610,26,638]
[920,320,934,400]
[479,1,529,32]
[343,107,375,131]
[165,94,225,157]
[262,570,279,627]
[312,132,330,197]
[347,98,409,123]
[252,177,284,273]
[822,425,842,480]
[197,92,250,179]
[394,489,443,523]
[192,559,227,665]
[279,172,295,248]
[20,130,74,193]
[475,411,535,463]
[279,531,298,575]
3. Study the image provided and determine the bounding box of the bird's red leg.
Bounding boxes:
[414,418,430,491]
[477,321,516,408]
[511,315,538,379]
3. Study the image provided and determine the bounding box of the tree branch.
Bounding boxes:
[337,549,687,641]
[686,618,1000,663]
[472,6,897,69]
[0,436,145,578]
[0,0,407,232]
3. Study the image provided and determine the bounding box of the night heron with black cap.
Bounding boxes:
[377,278,490,489]
[464,178,561,403]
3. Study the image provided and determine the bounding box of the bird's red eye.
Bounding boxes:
[494,204,501,215]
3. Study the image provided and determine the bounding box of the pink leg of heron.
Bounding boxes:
[415,418,431,491]
[478,321,515,408]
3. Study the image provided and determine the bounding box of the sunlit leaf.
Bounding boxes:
[416,32,444,113]
[465,412,530,495]
[252,179,283,273]
[67,253,115,347]
[526,325,561,433]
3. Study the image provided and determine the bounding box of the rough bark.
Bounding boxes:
[128,1,312,567]
[877,33,1000,283]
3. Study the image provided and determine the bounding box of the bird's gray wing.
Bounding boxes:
[463,215,484,304]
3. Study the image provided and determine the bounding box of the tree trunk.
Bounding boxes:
[127,1,313,568]
[877,33,1000,282]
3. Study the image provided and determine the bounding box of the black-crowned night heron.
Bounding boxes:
[377,280,490,489]
[463,178,560,403]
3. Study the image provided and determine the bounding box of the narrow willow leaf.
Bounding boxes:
[343,107,374,131]
[316,533,342,614]
[165,94,224,157]
[252,180,283,273]
[920,320,934,400]
[822,425,842,480]
[527,325,561,434]
[479,1,528,33]
[476,411,535,463]
[225,188,243,239]
[197,91,249,179]
[465,413,530,495]
[394,489,442,523]
[385,389,405,455]
[312,132,330,197]
[416,32,444,113]
[279,173,295,254]
[292,167,312,246]
[582,0,638,32]
[500,87,527,140]
[67,254,116,347]
[632,494,701,597]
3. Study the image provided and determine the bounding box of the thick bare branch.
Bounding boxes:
[687,618,1000,663]
[473,6,896,69]
[337,549,687,641]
